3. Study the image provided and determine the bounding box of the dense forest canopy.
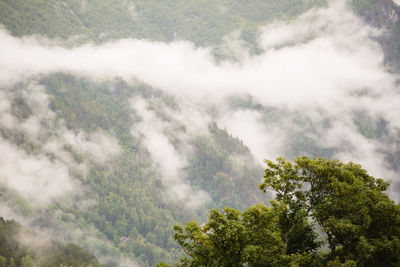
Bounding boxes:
[0,217,107,267]
[0,0,399,266]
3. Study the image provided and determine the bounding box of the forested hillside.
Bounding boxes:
[0,0,325,45]
[0,217,106,267]
[0,0,400,266]
[351,0,400,70]
[1,74,265,266]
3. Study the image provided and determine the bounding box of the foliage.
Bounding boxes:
[262,157,400,266]
[0,0,91,41]
[5,71,399,266]
[1,0,400,266]
[185,123,263,211]
[0,0,325,46]
[157,203,307,267]
[351,0,400,71]
[10,73,263,266]
[163,157,400,267]
[0,217,106,267]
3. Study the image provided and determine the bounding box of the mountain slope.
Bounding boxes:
[0,0,400,266]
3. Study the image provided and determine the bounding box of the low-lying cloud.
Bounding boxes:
[0,1,392,109]
[0,138,74,203]
[0,0,399,201]
[1,0,400,266]
[0,81,121,203]
[130,98,210,209]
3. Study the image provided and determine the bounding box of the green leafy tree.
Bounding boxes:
[0,217,106,267]
[9,258,15,267]
[261,156,400,266]
[162,157,400,267]
[157,203,310,267]
[260,157,320,256]
[20,255,35,267]
[0,256,6,267]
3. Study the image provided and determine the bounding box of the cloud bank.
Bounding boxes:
[0,82,121,203]
[1,1,400,266]
[0,1,391,109]
[0,139,73,203]
[130,98,210,209]
[0,0,399,200]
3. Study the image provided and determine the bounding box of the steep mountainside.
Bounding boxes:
[0,0,399,266]
[0,217,106,267]
[0,0,325,45]
[352,0,400,70]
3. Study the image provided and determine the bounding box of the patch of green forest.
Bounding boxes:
[1,73,265,266]
[0,217,106,267]
[0,0,325,46]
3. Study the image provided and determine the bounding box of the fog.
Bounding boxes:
[0,0,400,265]
[130,97,210,209]
[0,0,398,195]
[0,82,121,203]
[0,1,391,109]
[0,139,74,203]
